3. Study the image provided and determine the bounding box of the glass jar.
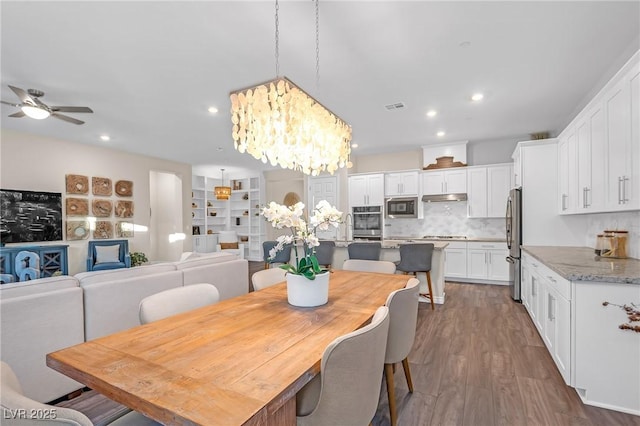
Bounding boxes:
[613,230,628,258]
[594,234,604,256]
[600,231,615,257]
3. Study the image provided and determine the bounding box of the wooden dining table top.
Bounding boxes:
[46,270,411,426]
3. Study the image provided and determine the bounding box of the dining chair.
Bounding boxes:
[262,241,292,269]
[383,278,420,426]
[138,283,220,324]
[314,240,336,269]
[0,361,159,425]
[343,259,397,274]
[347,242,381,261]
[395,243,435,310]
[296,306,390,426]
[251,267,287,291]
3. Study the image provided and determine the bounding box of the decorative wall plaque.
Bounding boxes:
[92,199,112,217]
[116,221,134,238]
[93,221,113,239]
[115,180,133,197]
[66,198,89,216]
[65,174,89,195]
[92,177,112,196]
[115,201,134,218]
[66,221,90,240]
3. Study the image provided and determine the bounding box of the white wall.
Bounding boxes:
[150,171,184,261]
[467,137,522,165]
[584,211,640,259]
[1,129,192,274]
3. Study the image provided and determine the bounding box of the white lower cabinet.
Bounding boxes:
[193,235,218,253]
[466,242,509,282]
[444,241,467,279]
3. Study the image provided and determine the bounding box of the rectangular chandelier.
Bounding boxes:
[230,77,352,176]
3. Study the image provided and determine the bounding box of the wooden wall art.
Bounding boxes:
[116,221,134,238]
[65,175,89,195]
[115,201,134,218]
[92,177,112,196]
[66,221,90,240]
[93,221,113,239]
[66,198,89,216]
[115,180,133,197]
[92,199,112,217]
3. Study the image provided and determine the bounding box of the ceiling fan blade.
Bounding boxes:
[51,112,84,125]
[8,85,34,104]
[1,100,19,107]
[50,106,93,113]
[9,111,25,118]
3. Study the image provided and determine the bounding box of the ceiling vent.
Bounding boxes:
[384,102,406,111]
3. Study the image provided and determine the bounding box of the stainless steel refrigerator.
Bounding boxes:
[505,188,522,301]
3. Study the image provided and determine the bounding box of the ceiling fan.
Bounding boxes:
[1,85,93,125]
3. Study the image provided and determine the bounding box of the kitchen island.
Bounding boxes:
[332,240,449,304]
[521,246,640,415]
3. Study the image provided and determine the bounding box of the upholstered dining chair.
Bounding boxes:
[295,306,390,426]
[343,259,397,274]
[383,278,420,426]
[216,231,245,259]
[262,241,292,269]
[395,243,435,310]
[347,242,381,261]
[0,361,159,425]
[138,283,220,324]
[251,268,287,291]
[314,240,336,269]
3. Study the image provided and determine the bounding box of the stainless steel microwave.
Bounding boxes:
[385,197,418,218]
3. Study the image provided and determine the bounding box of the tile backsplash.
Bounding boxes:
[584,211,639,259]
[384,202,506,239]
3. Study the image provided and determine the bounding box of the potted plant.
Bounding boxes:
[130,251,148,267]
[262,200,342,307]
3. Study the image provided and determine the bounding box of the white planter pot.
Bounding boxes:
[286,271,330,307]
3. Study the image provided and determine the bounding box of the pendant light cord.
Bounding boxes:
[275,0,280,77]
[315,0,320,90]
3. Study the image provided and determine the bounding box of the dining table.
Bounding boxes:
[46,270,411,426]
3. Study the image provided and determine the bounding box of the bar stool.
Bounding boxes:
[262,241,292,269]
[314,240,336,269]
[394,243,435,310]
[347,242,381,261]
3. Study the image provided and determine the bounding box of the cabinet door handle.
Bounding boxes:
[562,194,567,211]
[623,176,629,203]
[618,177,623,204]
[548,294,555,321]
[583,187,587,208]
[441,182,444,193]
[532,279,536,296]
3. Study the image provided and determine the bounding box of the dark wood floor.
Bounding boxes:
[371,281,640,426]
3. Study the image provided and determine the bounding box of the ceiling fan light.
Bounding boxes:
[21,105,50,120]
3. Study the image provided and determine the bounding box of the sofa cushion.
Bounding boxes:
[94,244,121,264]
[219,242,239,250]
[75,263,176,286]
[181,259,249,301]
[0,276,79,300]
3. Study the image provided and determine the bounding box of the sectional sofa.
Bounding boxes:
[0,252,248,403]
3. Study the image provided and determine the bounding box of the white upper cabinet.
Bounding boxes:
[422,169,467,195]
[558,132,577,214]
[348,173,385,206]
[384,171,419,197]
[467,164,512,218]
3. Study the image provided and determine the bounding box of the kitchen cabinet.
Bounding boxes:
[421,169,467,195]
[512,148,522,188]
[443,241,467,279]
[384,171,419,196]
[467,164,512,218]
[348,173,384,206]
[466,242,509,282]
[558,132,577,214]
[575,103,606,213]
[192,235,217,253]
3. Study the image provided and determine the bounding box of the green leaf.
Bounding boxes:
[302,268,316,280]
[279,264,298,274]
[310,256,322,273]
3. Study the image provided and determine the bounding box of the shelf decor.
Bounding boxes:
[93,221,113,239]
[115,180,133,197]
[228,1,352,176]
[66,197,89,216]
[116,221,134,238]
[115,201,134,218]
[66,220,90,240]
[92,199,112,217]
[92,177,112,196]
[65,174,89,195]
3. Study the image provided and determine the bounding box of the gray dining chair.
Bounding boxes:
[139,283,219,324]
[347,242,381,261]
[0,361,159,425]
[383,278,420,426]
[252,267,287,291]
[296,306,390,426]
[314,240,336,269]
[395,243,435,310]
[262,241,292,269]
[342,259,397,274]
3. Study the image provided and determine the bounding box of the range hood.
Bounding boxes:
[422,193,468,203]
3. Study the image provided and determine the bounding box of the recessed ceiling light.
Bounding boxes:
[459,41,471,48]
[437,131,445,137]
[426,110,437,118]
[99,135,110,141]
[351,143,359,148]
[217,147,223,151]
[208,106,219,114]
[471,93,484,102]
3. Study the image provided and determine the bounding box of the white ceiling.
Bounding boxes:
[1,1,639,173]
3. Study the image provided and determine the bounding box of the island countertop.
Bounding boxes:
[334,240,449,249]
[521,246,640,284]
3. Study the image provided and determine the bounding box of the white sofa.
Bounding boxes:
[0,251,248,403]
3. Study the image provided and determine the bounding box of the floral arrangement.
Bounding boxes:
[262,200,343,279]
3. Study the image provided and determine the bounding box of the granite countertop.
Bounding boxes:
[385,236,506,243]
[333,240,449,250]
[522,246,640,284]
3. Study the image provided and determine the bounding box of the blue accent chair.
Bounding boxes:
[87,240,131,272]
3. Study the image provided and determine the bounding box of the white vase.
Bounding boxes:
[286,271,330,307]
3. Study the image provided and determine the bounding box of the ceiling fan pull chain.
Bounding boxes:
[315,0,320,91]
[275,0,280,78]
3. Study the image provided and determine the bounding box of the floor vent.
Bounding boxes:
[384,102,406,111]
